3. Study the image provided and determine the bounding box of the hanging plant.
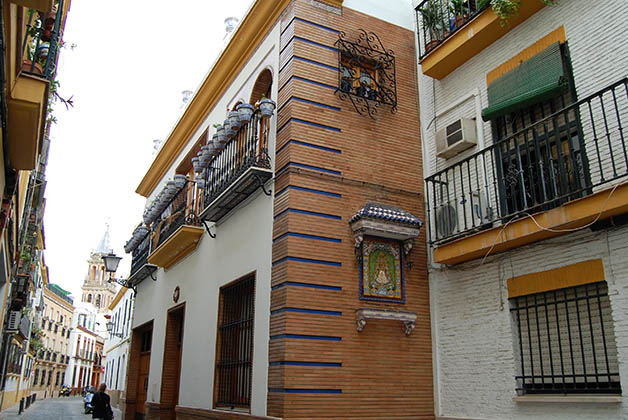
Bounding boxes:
[490,0,557,26]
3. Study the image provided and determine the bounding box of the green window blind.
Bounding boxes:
[482,42,568,121]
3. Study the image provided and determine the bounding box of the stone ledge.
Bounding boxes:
[176,405,282,420]
[513,395,622,403]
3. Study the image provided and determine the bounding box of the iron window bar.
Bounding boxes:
[335,29,397,119]
[510,282,621,395]
[215,276,255,409]
[424,78,628,244]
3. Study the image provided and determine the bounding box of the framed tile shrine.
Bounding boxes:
[359,237,405,303]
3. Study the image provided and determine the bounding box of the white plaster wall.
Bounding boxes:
[415,1,628,418]
[132,19,280,417]
[430,225,628,419]
[344,0,415,30]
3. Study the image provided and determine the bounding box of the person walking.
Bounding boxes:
[91,383,114,420]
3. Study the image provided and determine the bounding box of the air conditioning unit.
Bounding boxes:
[436,118,477,159]
[7,311,20,331]
[471,191,493,224]
[435,204,458,240]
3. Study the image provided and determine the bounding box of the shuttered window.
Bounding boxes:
[510,282,621,394]
[482,42,569,121]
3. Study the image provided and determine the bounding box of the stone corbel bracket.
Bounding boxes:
[355,308,418,336]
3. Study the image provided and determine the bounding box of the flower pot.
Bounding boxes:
[201,145,211,162]
[259,98,276,117]
[37,42,50,61]
[236,103,254,122]
[166,180,177,195]
[425,40,440,52]
[191,156,201,173]
[207,140,217,156]
[224,119,236,139]
[173,174,186,188]
[196,179,206,190]
[41,28,53,42]
[228,111,241,130]
[215,127,227,146]
[22,60,43,75]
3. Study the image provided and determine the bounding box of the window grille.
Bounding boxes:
[215,276,255,409]
[510,282,621,394]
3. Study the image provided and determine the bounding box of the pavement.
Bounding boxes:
[0,395,122,420]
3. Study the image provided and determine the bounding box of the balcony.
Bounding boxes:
[147,182,204,269]
[415,0,547,79]
[199,110,273,222]
[7,1,65,170]
[426,79,628,264]
[128,232,157,285]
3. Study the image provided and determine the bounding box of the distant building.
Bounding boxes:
[104,287,133,408]
[31,283,74,399]
[65,229,115,393]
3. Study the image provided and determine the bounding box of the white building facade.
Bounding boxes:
[415,0,628,418]
[104,287,133,408]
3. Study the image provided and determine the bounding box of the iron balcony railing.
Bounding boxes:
[202,110,272,207]
[21,0,64,81]
[150,181,199,251]
[415,0,488,60]
[130,232,151,277]
[426,78,628,244]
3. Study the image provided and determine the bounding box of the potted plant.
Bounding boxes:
[228,110,241,130]
[490,0,556,26]
[419,0,446,52]
[213,133,225,152]
[259,96,276,117]
[173,174,186,188]
[191,156,201,173]
[449,0,470,29]
[236,103,254,122]
[223,119,237,139]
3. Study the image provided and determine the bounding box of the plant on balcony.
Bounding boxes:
[228,110,241,129]
[490,0,557,26]
[419,0,446,51]
[236,103,254,122]
[215,126,227,146]
[449,0,471,29]
[259,97,277,117]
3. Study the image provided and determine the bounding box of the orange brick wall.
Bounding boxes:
[268,1,433,419]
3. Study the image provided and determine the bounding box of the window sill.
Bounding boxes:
[513,395,622,403]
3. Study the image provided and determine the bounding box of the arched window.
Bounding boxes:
[249,69,273,104]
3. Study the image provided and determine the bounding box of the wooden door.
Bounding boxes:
[136,328,152,419]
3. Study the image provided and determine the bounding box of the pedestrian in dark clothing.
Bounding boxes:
[91,383,114,420]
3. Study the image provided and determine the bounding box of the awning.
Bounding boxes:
[482,42,568,121]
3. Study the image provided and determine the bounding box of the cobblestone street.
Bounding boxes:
[0,396,121,420]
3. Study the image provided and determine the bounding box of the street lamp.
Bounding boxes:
[105,320,124,339]
[101,252,136,295]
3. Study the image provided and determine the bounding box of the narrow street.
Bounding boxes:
[0,396,121,420]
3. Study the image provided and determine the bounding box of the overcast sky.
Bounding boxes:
[43,0,253,300]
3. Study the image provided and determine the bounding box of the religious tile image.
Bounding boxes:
[360,237,404,302]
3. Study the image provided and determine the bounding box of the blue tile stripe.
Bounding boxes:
[273,232,341,243]
[277,97,341,115]
[275,185,342,198]
[271,307,342,316]
[279,75,337,94]
[280,16,340,36]
[276,140,342,156]
[274,208,342,220]
[268,388,342,394]
[270,334,342,341]
[295,17,339,34]
[270,361,342,367]
[271,281,342,291]
[272,256,342,267]
[280,55,339,74]
[278,117,341,134]
[294,36,338,52]
[276,162,341,177]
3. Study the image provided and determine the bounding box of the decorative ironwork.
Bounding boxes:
[335,29,397,119]
[425,78,628,244]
